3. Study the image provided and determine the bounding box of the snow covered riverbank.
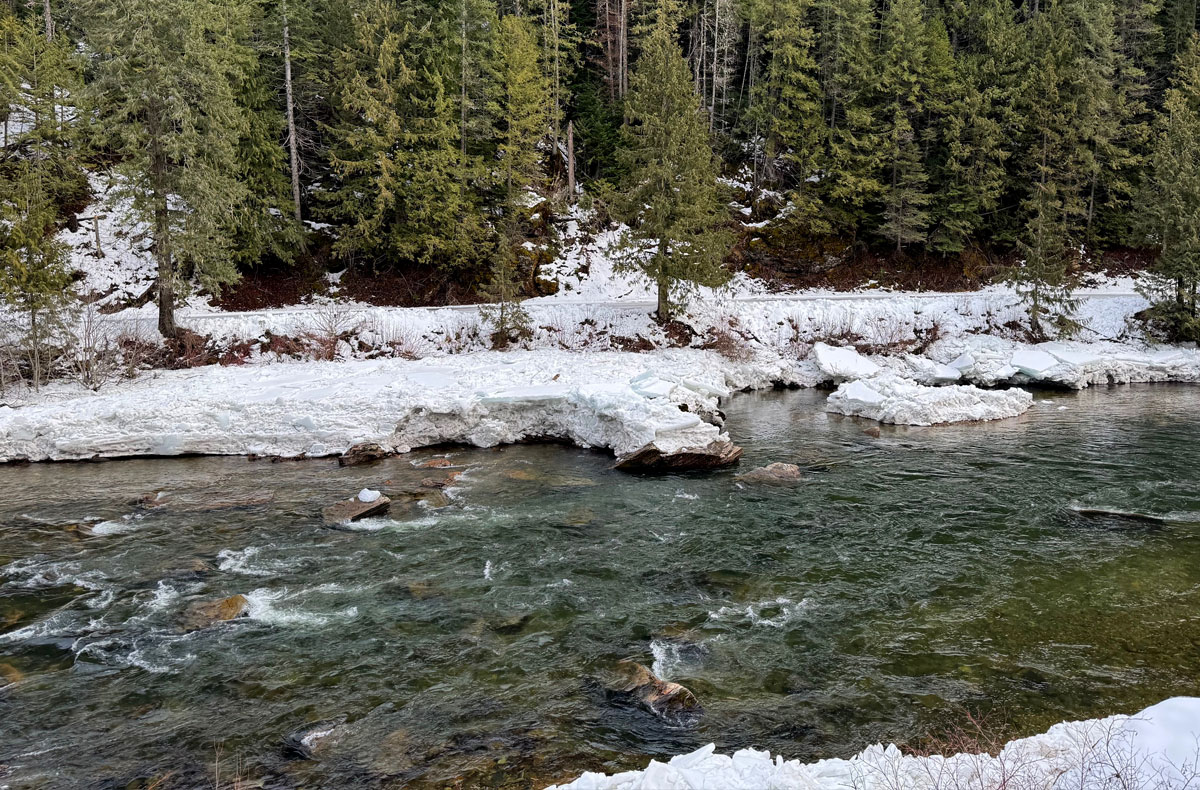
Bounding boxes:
[548,697,1200,790]
[3,330,1200,462]
[0,349,801,463]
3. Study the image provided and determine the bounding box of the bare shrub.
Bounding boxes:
[115,329,165,378]
[302,303,362,360]
[167,329,216,369]
[69,301,120,391]
[701,323,754,361]
[366,318,433,360]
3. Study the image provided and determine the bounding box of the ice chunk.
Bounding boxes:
[826,373,1032,425]
[357,489,381,503]
[1010,348,1060,378]
[812,343,880,380]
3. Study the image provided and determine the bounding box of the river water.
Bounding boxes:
[2,386,1200,789]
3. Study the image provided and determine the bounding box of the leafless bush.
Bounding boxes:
[702,325,754,361]
[367,318,433,360]
[857,313,916,356]
[69,301,120,391]
[115,328,164,378]
[302,303,362,360]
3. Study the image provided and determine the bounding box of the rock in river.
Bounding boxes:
[614,660,703,724]
[181,594,249,632]
[338,442,392,467]
[615,439,742,473]
[323,490,392,524]
[737,462,803,485]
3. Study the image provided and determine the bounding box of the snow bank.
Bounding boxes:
[932,336,1200,389]
[548,697,1200,790]
[826,373,1033,426]
[0,349,805,463]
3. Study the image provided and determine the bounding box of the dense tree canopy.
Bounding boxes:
[1,0,1200,333]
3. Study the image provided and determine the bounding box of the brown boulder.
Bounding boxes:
[323,493,391,524]
[737,462,803,485]
[181,594,249,632]
[615,660,703,723]
[615,440,742,473]
[338,442,392,467]
[417,458,454,469]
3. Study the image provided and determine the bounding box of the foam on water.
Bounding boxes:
[707,597,814,628]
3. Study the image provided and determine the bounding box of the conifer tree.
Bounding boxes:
[616,0,732,323]
[748,0,825,229]
[481,14,550,348]
[78,0,252,338]
[877,0,936,251]
[328,0,487,270]
[0,12,79,384]
[1142,34,1200,340]
[815,0,883,234]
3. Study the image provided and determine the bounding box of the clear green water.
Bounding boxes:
[2,386,1200,789]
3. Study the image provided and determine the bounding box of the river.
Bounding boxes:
[2,385,1199,788]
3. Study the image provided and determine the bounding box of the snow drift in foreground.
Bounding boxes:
[826,373,1033,425]
[0,349,804,463]
[548,697,1200,790]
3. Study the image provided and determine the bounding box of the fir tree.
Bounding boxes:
[876,0,937,251]
[1142,34,1200,340]
[78,0,253,338]
[815,0,884,234]
[748,0,826,230]
[616,0,733,323]
[328,0,488,270]
[481,14,550,349]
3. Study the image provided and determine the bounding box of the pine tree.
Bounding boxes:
[1005,0,1121,339]
[815,0,884,234]
[1142,34,1200,340]
[481,14,550,348]
[78,0,253,338]
[616,0,733,323]
[229,8,304,267]
[931,0,1014,252]
[876,0,936,251]
[328,0,488,270]
[748,0,826,229]
[0,10,84,384]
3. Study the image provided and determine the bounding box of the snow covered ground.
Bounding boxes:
[548,697,1200,790]
[3,177,1199,459]
[0,349,802,463]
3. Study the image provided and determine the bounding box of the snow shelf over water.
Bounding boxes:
[548,697,1200,790]
[0,349,804,463]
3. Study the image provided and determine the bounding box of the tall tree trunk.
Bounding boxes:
[42,0,53,41]
[282,0,302,223]
[148,101,177,339]
[655,242,671,323]
[567,120,576,202]
[460,0,469,158]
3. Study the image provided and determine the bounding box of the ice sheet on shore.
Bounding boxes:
[825,373,1033,425]
[548,697,1200,790]
[0,349,808,463]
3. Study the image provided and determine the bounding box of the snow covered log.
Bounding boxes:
[825,373,1033,426]
[548,697,1200,790]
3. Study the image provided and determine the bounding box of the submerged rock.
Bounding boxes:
[323,491,392,524]
[283,716,349,760]
[339,442,392,467]
[181,594,249,631]
[737,463,803,485]
[614,660,703,724]
[615,439,742,473]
